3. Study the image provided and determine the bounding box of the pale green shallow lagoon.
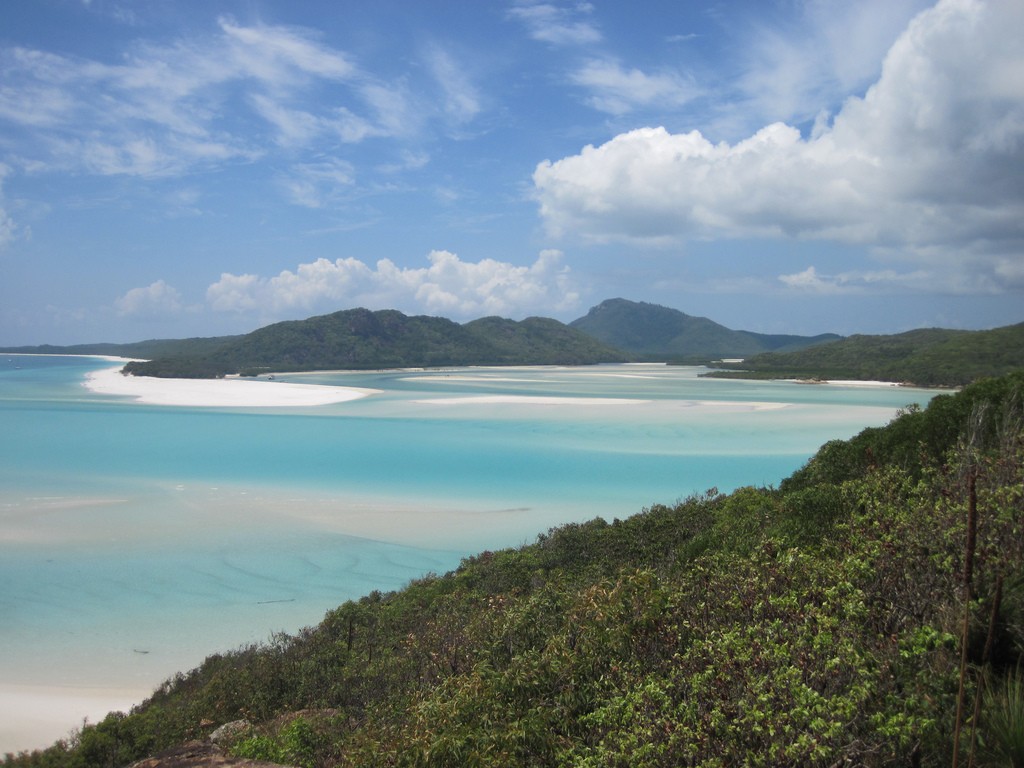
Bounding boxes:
[0,356,942,751]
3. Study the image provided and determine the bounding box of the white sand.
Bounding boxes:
[413,395,651,406]
[84,367,378,407]
[826,380,908,388]
[413,394,789,411]
[785,377,907,387]
[0,684,148,755]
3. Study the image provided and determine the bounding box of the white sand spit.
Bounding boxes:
[414,395,650,406]
[85,367,378,407]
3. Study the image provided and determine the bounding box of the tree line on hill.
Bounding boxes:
[2,298,1022,387]
[706,322,1024,387]
[6,371,1024,767]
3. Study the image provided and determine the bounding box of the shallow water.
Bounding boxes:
[0,356,941,751]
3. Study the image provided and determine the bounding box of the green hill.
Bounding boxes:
[120,308,627,378]
[0,336,240,361]
[8,372,1024,767]
[708,322,1024,387]
[569,298,841,360]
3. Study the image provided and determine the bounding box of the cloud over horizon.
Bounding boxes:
[205,249,581,321]
[1,0,1020,346]
[533,0,1024,294]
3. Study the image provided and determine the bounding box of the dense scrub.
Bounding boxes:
[708,322,1024,387]
[6,372,1024,767]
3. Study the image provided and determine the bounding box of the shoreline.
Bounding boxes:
[84,366,379,407]
[0,683,149,755]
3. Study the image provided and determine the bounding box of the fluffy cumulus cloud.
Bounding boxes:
[206,250,580,319]
[115,279,184,317]
[533,0,1024,293]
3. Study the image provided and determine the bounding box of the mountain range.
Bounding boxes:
[0,299,836,377]
[3,298,1022,387]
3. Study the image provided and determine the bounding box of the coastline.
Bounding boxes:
[84,366,379,407]
[0,684,147,755]
[2,359,945,754]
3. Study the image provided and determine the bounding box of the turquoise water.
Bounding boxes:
[0,355,942,750]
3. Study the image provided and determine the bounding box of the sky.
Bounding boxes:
[1,0,1022,345]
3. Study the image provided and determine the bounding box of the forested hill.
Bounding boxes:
[0,336,239,361]
[569,298,841,360]
[707,321,1024,386]
[9,371,1024,768]
[121,308,627,377]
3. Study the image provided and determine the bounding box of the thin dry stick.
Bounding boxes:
[967,575,1003,768]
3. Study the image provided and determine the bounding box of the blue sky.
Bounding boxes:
[1,0,1022,345]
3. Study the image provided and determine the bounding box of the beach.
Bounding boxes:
[1,685,145,755]
[84,366,379,407]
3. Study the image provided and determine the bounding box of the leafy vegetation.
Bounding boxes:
[708,322,1024,387]
[120,308,628,378]
[6,371,1024,767]
[569,298,841,360]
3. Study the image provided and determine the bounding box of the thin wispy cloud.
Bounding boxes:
[0,165,17,248]
[0,18,416,178]
[570,59,699,115]
[423,44,483,126]
[507,2,602,46]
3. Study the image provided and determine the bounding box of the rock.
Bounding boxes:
[126,741,292,768]
[209,720,253,746]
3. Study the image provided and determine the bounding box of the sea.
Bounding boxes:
[0,354,942,752]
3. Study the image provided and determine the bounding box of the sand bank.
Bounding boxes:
[786,378,908,388]
[0,683,148,755]
[413,394,789,411]
[84,367,378,407]
[413,395,651,406]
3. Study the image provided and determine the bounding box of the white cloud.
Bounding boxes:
[508,2,602,46]
[0,18,412,178]
[217,16,355,84]
[0,164,16,249]
[777,265,937,294]
[728,0,934,132]
[533,0,1024,292]
[423,45,482,125]
[206,250,580,319]
[115,280,183,317]
[280,159,356,208]
[570,59,699,115]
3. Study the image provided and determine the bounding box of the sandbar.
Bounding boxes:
[0,683,148,755]
[84,366,378,407]
[412,395,789,411]
[413,395,650,406]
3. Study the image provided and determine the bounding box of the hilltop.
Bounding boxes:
[569,298,841,360]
